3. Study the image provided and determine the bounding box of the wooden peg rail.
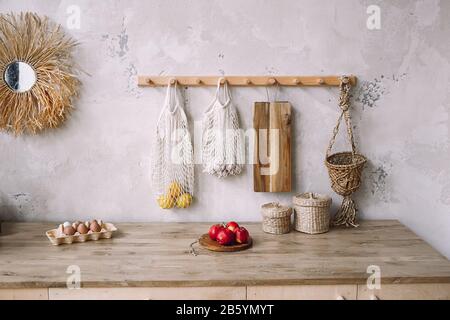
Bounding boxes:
[137,75,357,87]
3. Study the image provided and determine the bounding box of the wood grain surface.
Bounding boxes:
[0,221,450,289]
[253,102,291,192]
[198,234,252,252]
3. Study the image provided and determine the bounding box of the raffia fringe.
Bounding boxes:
[332,196,359,228]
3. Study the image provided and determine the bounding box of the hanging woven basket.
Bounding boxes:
[325,76,367,227]
[326,152,366,197]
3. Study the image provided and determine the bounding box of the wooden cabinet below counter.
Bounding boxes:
[0,289,48,300]
[357,283,450,300]
[3,284,450,300]
[247,285,357,300]
[48,287,246,300]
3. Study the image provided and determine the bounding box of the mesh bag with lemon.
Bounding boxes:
[152,82,194,210]
[157,182,193,209]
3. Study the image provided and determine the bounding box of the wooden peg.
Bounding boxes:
[245,78,252,85]
[293,78,300,85]
[219,78,226,85]
[147,78,153,85]
[169,78,177,85]
[317,78,325,85]
[268,78,277,85]
[195,78,202,85]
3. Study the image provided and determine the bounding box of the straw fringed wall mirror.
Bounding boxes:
[0,12,80,135]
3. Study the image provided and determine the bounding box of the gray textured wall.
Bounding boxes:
[1,0,449,258]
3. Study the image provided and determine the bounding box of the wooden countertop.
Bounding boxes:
[1,220,450,289]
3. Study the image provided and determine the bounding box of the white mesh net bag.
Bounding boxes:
[202,78,244,178]
[152,82,194,209]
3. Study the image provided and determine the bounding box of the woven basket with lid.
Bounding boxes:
[293,193,331,234]
[261,202,292,234]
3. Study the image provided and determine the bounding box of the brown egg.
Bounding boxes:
[90,222,101,233]
[77,223,89,234]
[63,226,76,236]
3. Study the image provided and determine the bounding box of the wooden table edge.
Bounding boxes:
[2,276,450,290]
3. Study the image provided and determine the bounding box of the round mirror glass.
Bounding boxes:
[3,61,37,93]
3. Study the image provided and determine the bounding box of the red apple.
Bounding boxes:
[208,224,224,241]
[226,221,239,233]
[235,227,249,244]
[216,228,235,246]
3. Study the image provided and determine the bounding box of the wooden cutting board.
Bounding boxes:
[253,102,291,192]
[198,234,253,252]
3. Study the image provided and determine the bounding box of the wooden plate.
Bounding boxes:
[198,234,252,252]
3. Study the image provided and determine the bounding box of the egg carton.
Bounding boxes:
[46,222,118,246]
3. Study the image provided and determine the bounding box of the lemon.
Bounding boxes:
[167,181,183,199]
[157,195,175,209]
[176,193,193,208]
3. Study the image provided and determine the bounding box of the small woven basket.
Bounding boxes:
[293,193,331,234]
[261,202,292,234]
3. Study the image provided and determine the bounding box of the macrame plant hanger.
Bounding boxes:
[325,76,367,227]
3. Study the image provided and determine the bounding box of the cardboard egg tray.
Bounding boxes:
[46,223,117,246]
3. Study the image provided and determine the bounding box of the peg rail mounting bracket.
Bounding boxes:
[137,75,357,87]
